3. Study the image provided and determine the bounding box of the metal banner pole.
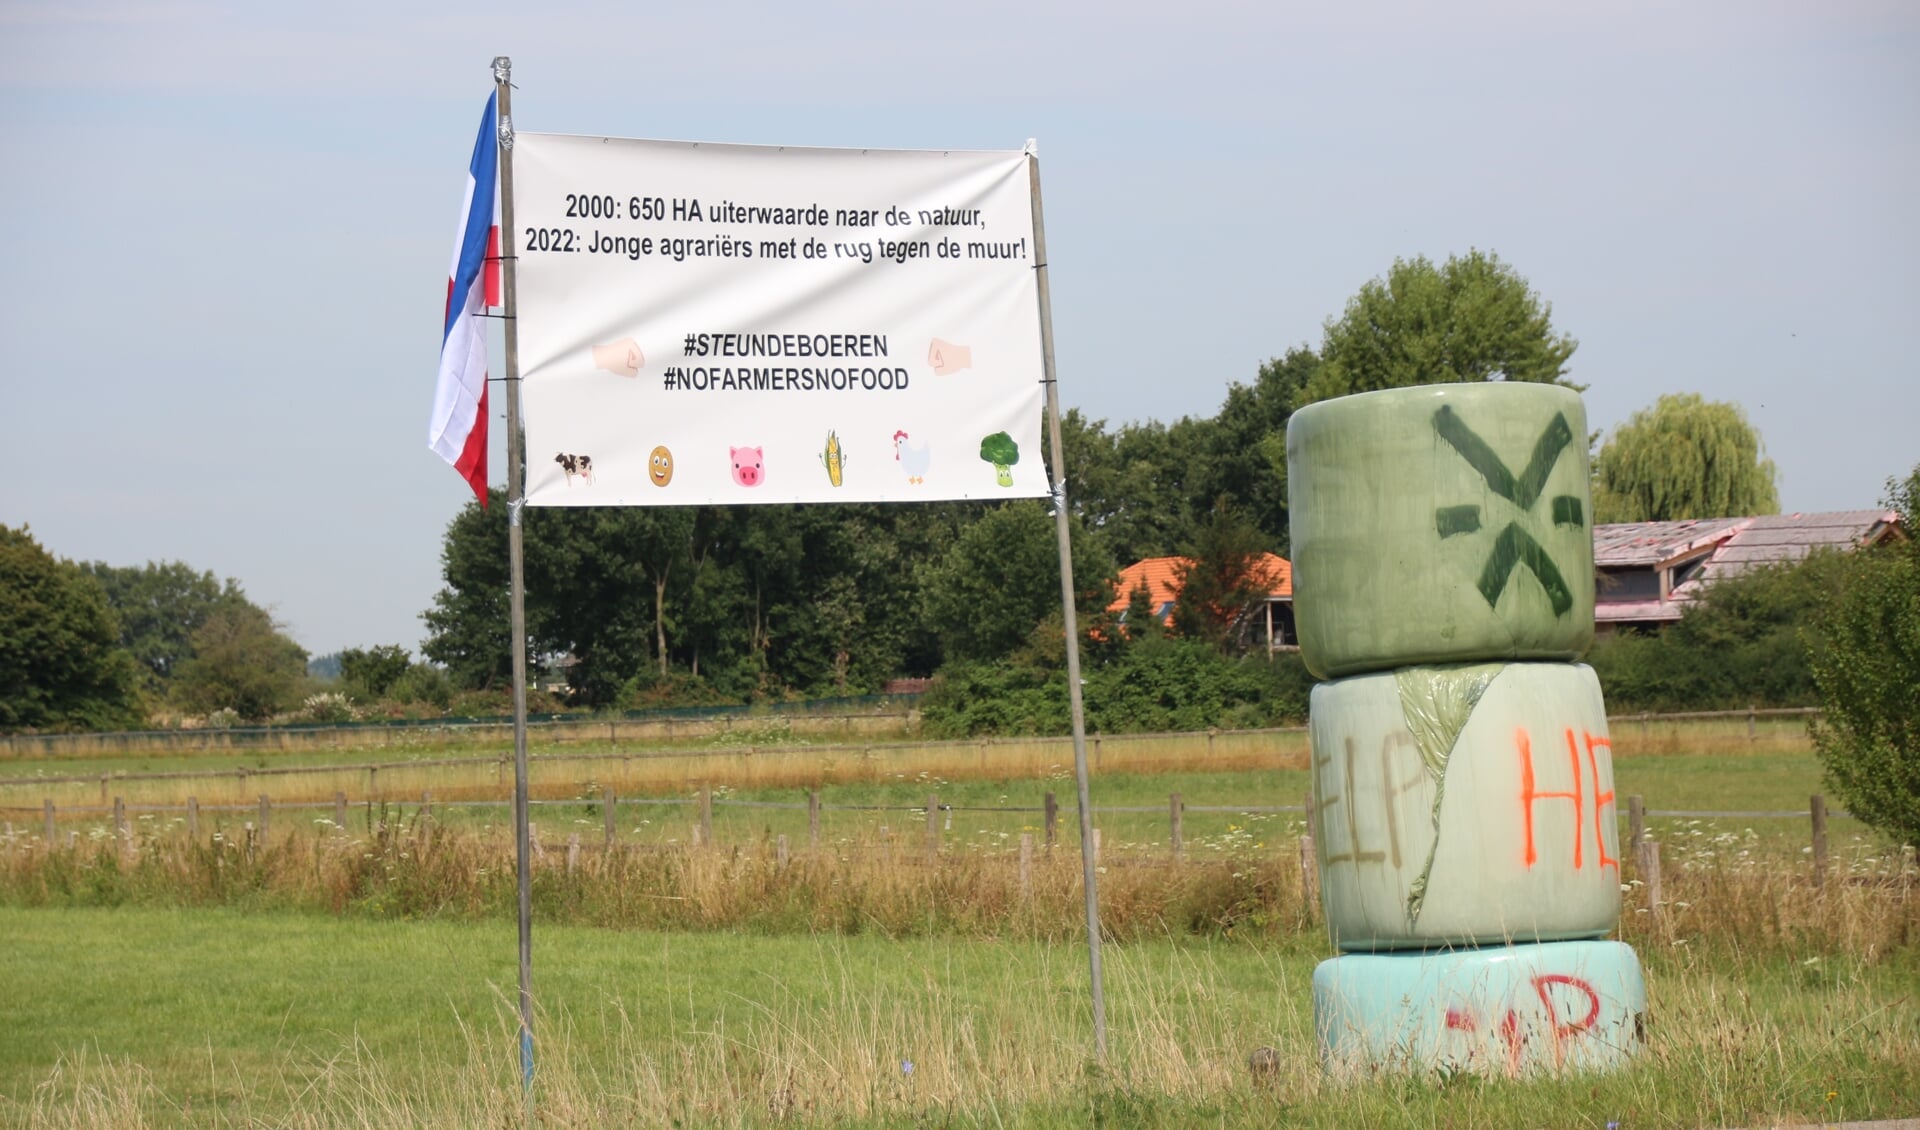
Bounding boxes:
[1027,146,1107,1062]
[491,54,537,1108]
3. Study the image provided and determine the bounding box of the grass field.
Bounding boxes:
[4,717,1914,1127]
[4,906,1917,1129]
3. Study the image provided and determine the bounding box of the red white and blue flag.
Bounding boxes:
[429,91,501,506]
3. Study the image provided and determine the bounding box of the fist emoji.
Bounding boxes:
[927,339,972,376]
[591,338,644,377]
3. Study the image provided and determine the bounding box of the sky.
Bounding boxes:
[1,0,1914,659]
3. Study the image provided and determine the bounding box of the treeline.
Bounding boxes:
[1,530,311,730]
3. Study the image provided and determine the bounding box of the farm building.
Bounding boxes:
[1107,553,1297,650]
[1592,509,1905,635]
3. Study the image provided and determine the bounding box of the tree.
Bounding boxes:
[1305,249,1578,407]
[1592,393,1780,523]
[919,501,1116,665]
[422,490,514,692]
[79,561,249,695]
[1808,466,1920,845]
[0,525,142,732]
[339,645,412,700]
[1170,501,1279,654]
[174,604,309,721]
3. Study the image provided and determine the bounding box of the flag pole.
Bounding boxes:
[490,54,537,1109]
[1027,145,1107,1064]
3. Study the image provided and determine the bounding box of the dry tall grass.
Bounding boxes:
[4,814,1912,959]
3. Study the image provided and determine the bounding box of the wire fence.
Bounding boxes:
[0,705,1822,795]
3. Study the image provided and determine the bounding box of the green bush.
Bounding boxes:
[921,638,1315,738]
[1809,469,1919,846]
[1587,553,1842,712]
[388,663,454,711]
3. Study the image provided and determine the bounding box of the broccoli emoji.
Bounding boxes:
[979,431,1019,487]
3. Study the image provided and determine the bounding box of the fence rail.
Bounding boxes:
[0,701,920,759]
[5,787,1852,866]
[0,704,1821,793]
[0,702,1819,762]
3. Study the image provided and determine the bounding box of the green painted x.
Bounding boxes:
[1430,405,1584,616]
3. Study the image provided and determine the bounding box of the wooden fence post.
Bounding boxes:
[808,789,821,850]
[1299,833,1318,913]
[926,794,939,861]
[1637,840,1663,915]
[1169,793,1184,857]
[1091,827,1101,865]
[1044,792,1058,848]
[334,791,347,831]
[1019,833,1033,895]
[43,799,54,845]
[1628,795,1646,852]
[99,774,108,807]
[603,787,616,847]
[258,795,270,841]
[879,825,892,865]
[187,796,199,839]
[1747,704,1757,742]
[1811,794,1829,891]
[776,834,790,869]
[699,785,713,847]
[566,833,580,875]
[114,797,127,841]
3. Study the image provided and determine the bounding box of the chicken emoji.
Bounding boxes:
[892,430,930,485]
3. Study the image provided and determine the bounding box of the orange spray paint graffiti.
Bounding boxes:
[1516,727,1618,873]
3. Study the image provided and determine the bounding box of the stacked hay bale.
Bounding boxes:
[1287,383,1646,1077]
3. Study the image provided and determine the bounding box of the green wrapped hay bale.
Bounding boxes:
[1287,382,1594,678]
[1313,941,1647,1077]
[1310,661,1621,951]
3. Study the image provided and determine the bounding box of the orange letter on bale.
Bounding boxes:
[1516,727,1584,869]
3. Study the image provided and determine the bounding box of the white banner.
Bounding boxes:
[512,134,1048,506]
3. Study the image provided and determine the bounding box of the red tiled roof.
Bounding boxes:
[1106,553,1292,615]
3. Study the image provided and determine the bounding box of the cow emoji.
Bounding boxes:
[554,453,594,485]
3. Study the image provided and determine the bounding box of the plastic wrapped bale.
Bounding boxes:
[1286,382,1595,679]
[1310,662,1621,950]
[1313,940,1647,1077]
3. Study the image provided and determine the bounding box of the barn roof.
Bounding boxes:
[1697,509,1902,582]
[1591,516,1751,568]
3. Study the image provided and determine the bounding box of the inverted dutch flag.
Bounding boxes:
[429,91,502,506]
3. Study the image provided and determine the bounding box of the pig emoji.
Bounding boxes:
[730,446,765,487]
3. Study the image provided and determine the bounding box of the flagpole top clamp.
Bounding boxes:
[492,56,512,84]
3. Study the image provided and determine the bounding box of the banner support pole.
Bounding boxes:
[491,54,537,1115]
[1027,148,1107,1064]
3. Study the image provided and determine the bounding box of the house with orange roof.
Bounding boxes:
[1106,552,1297,651]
